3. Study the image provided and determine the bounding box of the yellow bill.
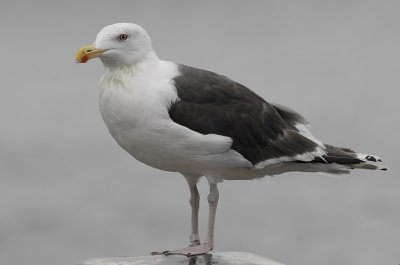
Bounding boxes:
[75,44,108,63]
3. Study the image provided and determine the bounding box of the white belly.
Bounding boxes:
[98,61,253,177]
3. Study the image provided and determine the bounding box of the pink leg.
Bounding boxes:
[151,182,219,257]
[205,183,219,249]
[188,181,201,247]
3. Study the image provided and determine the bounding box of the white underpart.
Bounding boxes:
[254,123,326,169]
[99,58,252,180]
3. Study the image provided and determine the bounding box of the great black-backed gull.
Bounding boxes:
[75,23,386,256]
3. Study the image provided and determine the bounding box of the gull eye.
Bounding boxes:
[118,34,128,41]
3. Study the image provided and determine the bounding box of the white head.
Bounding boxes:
[76,23,156,68]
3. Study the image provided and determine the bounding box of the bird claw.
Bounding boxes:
[151,243,213,257]
[150,250,168,255]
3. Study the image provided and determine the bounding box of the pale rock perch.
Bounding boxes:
[75,23,387,256]
[79,252,286,265]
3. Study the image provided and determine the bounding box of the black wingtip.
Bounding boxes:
[380,167,388,171]
[366,155,378,162]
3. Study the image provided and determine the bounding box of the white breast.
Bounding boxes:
[98,60,252,176]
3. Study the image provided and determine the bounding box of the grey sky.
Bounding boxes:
[0,1,399,265]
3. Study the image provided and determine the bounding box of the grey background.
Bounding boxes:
[0,1,399,265]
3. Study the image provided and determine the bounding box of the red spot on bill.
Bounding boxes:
[81,55,89,63]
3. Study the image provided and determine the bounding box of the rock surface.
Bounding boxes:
[79,252,286,265]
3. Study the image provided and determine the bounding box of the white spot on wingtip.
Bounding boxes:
[356,153,382,163]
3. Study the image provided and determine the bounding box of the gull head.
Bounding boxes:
[75,23,154,68]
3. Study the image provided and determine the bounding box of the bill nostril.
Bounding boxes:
[86,49,92,53]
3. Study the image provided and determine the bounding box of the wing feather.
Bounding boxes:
[169,64,325,166]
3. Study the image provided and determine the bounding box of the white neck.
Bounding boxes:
[100,51,162,94]
[101,50,160,71]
